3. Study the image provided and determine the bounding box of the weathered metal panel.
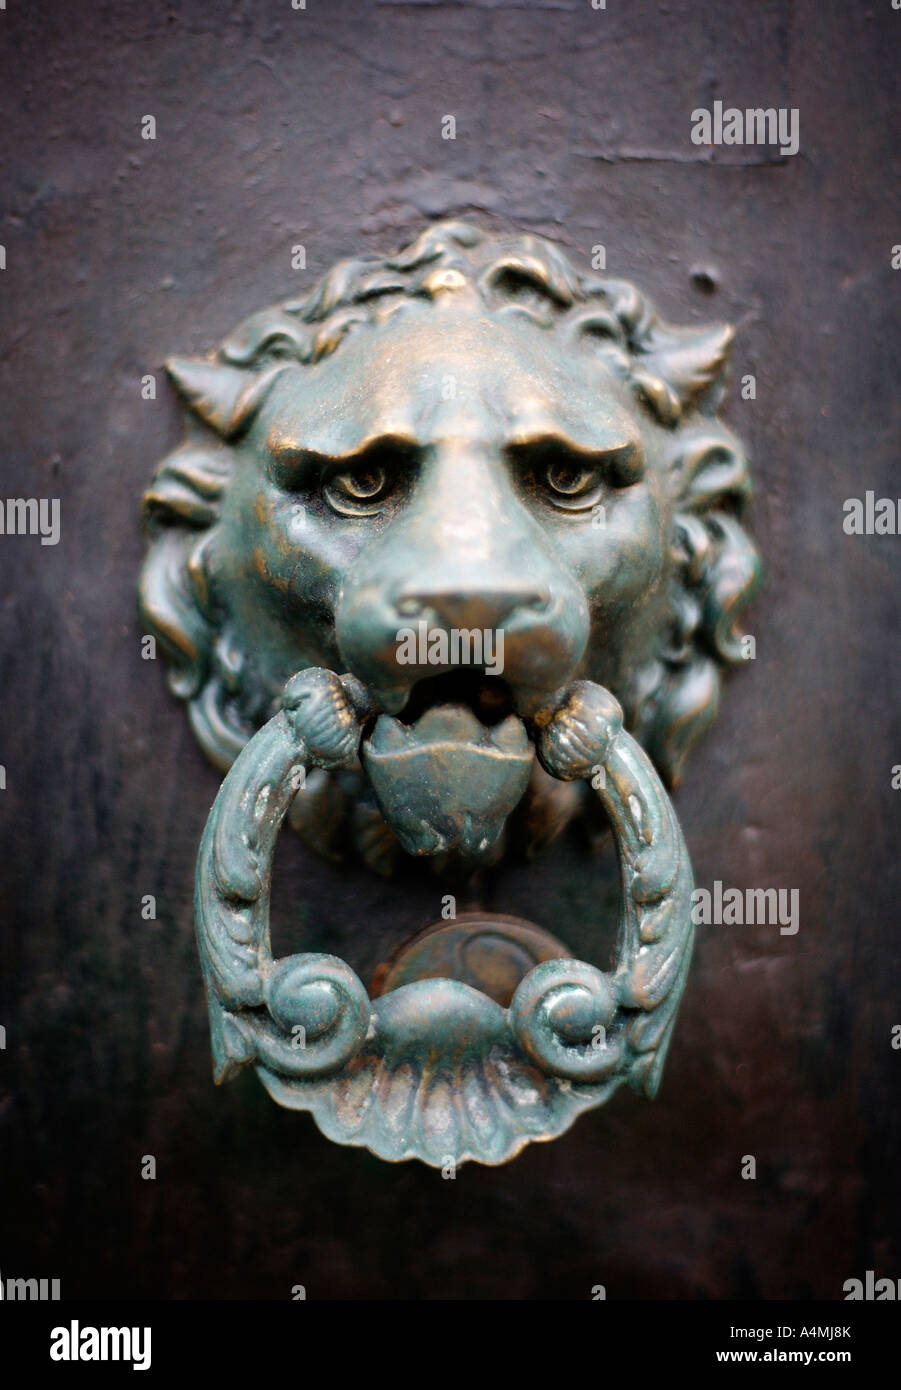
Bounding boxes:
[0,0,898,1298]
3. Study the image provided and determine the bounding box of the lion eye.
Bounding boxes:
[339,466,386,499]
[324,464,392,516]
[545,460,596,496]
[539,457,603,511]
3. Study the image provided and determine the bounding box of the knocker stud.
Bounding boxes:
[194,669,693,1165]
[140,220,760,1166]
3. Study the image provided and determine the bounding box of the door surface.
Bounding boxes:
[1,0,899,1302]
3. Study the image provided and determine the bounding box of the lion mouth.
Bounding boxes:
[396,671,515,727]
[368,671,528,757]
[359,673,535,857]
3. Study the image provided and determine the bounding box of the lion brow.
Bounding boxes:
[504,432,645,486]
[268,431,424,479]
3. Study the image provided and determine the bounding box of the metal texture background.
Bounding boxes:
[1,0,899,1299]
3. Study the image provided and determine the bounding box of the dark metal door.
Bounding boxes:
[1,0,898,1301]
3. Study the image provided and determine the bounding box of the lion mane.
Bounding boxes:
[140,220,760,799]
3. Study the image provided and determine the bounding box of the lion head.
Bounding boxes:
[140,221,759,873]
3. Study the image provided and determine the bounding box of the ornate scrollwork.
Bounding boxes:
[194,671,694,1166]
[195,670,372,1083]
[139,222,760,868]
[144,223,758,1164]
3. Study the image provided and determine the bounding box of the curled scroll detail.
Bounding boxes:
[194,671,694,1165]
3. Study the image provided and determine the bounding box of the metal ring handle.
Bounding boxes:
[194,669,694,1167]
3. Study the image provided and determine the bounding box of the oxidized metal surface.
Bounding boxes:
[139,222,760,870]
[139,222,759,1165]
[193,670,694,1165]
[370,913,573,1007]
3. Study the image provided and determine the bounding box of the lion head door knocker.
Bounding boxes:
[139,222,760,1166]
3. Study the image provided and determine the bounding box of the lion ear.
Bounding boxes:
[166,357,285,438]
[643,321,734,414]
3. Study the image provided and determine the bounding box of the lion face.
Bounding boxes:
[218,292,668,711]
[140,221,759,870]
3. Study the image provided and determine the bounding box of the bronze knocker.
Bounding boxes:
[139,221,760,1166]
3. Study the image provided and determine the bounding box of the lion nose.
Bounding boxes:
[395,585,550,631]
